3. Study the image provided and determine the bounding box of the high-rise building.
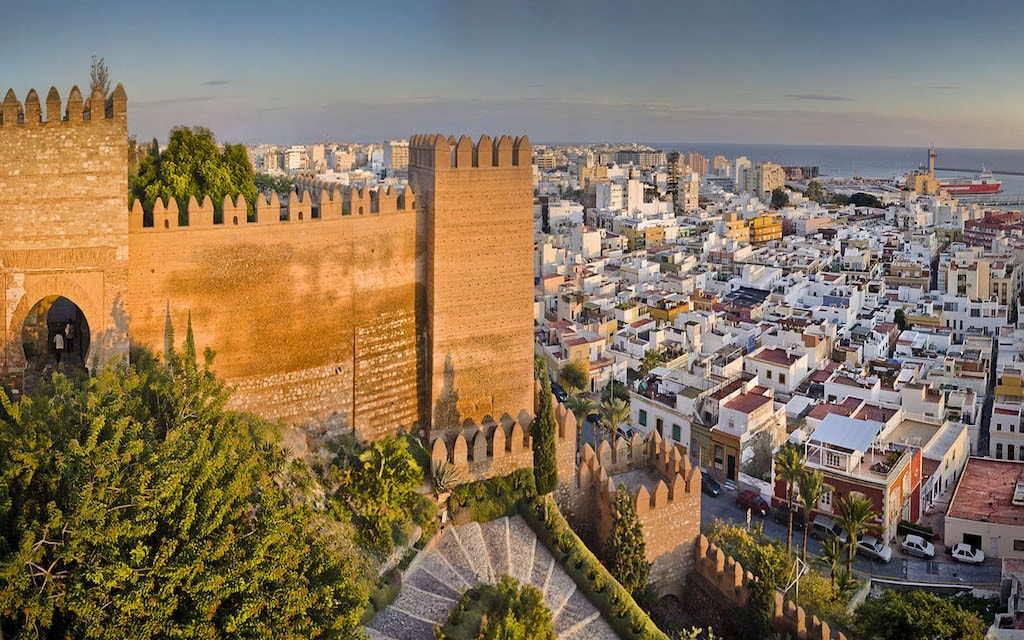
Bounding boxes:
[685,152,708,176]
[734,156,752,192]
[383,139,410,172]
[755,161,786,202]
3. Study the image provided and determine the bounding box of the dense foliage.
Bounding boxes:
[437,576,554,640]
[558,360,589,395]
[132,126,258,221]
[854,590,985,640]
[254,173,295,196]
[448,469,536,524]
[532,369,558,498]
[704,519,851,634]
[605,485,649,597]
[0,343,369,638]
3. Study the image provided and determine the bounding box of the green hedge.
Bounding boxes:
[897,520,934,539]
[518,497,670,640]
[449,468,537,524]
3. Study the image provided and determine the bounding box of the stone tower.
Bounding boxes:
[408,134,535,438]
[0,84,129,388]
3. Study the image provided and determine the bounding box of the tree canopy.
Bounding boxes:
[604,484,649,597]
[132,126,258,222]
[532,369,559,498]
[558,360,589,395]
[854,590,985,640]
[0,342,370,638]
[770,187,790,210]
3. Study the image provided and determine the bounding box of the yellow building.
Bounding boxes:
[724,212,749,243]
[620,225,666,252]
[748,213,782,245]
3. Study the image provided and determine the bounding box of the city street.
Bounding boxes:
[700,487,1002,587]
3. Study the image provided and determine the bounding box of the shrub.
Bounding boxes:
[897,520,934,539]
[449,468,537,523]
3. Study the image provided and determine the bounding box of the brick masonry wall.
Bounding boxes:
[0,87,129,381]
[127,207,418,441]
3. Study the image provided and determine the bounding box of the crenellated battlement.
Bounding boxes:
[429,380,575,484]
[576,429,702,514]
[408,133,531,169]
[0,84,126,126]
[691,534,848,640]
[128,183,416,231]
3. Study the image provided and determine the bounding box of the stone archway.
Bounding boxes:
[5,277,102,393]
[20,295,92,383]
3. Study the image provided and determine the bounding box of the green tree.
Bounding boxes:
[558,359,590,395]
[893,308,908,331]
[854,590,984,640]
[481,576,555,640]
[601,380,629,403]
[797,470,829,564]
[350,437,422,521]
[605,485,649,597]
[638,349,661,376]
[805,180,825,203]
[820,537,844,589]
[599,396,631,443]
[775,442,806,555]
[565,394,595,435]
[532,367,559,519]
[255,173,295,196]
[132,126,258,222]
[0,347,369,638]
[771,187,790,209]
[848,192,883,208]
[838,493,877,574]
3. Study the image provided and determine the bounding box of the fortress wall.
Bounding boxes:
[127,195,417,440]
[0,85,129,378]
[409,135,534,434]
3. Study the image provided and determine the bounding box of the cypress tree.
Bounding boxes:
[605,484,649,597]
[532,365,558,517]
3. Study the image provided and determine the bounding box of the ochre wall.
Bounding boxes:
[126,191,418,441]
[0,85,129,384]
[409,134,534,436]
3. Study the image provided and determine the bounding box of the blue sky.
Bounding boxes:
[3,0,1023,147]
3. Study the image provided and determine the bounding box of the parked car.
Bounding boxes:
[856,534,893,563]
[901,534,936,559]
[810,515,849,545]
[551,382,568,403]
[949,543,985,565]
[616,426,633,440]
[773,506,805,529]
[736,490,769,516]
[702,475,722,498]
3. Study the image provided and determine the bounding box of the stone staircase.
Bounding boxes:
[365,515,620,640]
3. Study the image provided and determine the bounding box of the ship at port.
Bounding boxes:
[938,168,1002,194]
[906,148,1003,196]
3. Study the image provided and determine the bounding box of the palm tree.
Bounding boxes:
[565,394,595,438]
[797,470,829,564]
[599,396,631,443]
[820,536,844,589]
[837,493,878,574]
[775,442,805,555]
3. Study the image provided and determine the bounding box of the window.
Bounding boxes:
[997,443,1004,459]
[672,424,681,441]
[1011,445,1016,461]
[997,422,1002,431]
[819,490,832,509]
[826,451,842,468]
[970,308,981,318]
[714,444,724,470]
[639,410,647,427]
[766,370,773,380]
[779,373,786,385]
[1015,540,1024,552]
[656,418,664,433]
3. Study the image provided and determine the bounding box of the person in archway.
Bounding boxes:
[54,331,65,364]
[64,322,75,355]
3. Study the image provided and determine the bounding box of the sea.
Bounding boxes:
[643,144,1024,198]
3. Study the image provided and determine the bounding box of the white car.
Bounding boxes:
[901,534,935,559]
[856,535,893,563]
[950,543,985,565]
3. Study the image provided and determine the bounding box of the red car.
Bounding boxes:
[735,490,769,517]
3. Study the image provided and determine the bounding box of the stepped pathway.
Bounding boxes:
[365,515,619,640]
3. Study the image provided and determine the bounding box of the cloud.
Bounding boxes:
[784,93,856,102]
[134,96,218,107]
[202,80,229,86]
[928,84,958,90]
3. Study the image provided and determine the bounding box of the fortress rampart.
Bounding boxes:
[429,381,575,484]
[691,535,848,640]
[1,81,536,445]
[564,430,702,597]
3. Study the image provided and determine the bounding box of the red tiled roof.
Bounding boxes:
[948,457,1024,526]
[751,348,798,366]
[723,392,773,414]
